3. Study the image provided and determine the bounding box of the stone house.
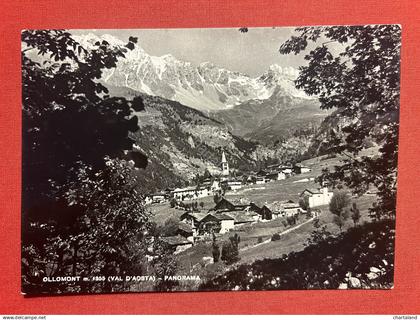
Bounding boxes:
[259,204,276,220]
[300,187,333,208]
[144,195,153,205]
[202,179,221,193]
[260,200,304,219]
[280,165,293,176]
[199,212,235,234]
[280,200,304,217]
[161,235,193,254]
[293,163,312,174]
[265,171,286,181]
[213,198,249,212]
[151,193,167,203]
[179,211,207,235]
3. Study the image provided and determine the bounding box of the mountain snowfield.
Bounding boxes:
[74,33,312,112]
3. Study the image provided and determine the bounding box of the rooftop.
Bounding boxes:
[204,212,235,221]
[295,163,310,168]
[223,211,255,223]
[282,202,301,209]
[263,201,284,212]
[177,222,193,234]
[180,211,208,222]
[302,188,323,195]
[161,235,192,246]
[263,200,300,211]
[173,185,207,193]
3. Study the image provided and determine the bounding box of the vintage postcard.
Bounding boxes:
[21,25,400,295]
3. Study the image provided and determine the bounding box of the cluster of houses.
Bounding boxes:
[160,197,297,254]
[161,186,333,254]
[180,197,304,235]
[144,151,312,205]
[154,151,330,254]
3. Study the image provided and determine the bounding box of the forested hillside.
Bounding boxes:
[106,85,260,191]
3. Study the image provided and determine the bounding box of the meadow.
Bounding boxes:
[146,148,378,289]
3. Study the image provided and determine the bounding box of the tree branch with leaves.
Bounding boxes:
[280,25,401,219]
[21,30,153,294]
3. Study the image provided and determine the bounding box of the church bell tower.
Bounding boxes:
[221,151,229,176]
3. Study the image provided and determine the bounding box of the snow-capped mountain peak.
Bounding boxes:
[74,33,311,111]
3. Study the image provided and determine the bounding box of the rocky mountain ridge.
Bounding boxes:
[74,33,313,112]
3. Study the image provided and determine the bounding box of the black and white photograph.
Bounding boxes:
[21,25,400,295]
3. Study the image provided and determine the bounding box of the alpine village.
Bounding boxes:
[21,26,399,294]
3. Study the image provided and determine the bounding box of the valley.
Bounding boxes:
[92,33,384,292]
[97,37,376,291]
[145,148,378,290]
[20,26,400,296]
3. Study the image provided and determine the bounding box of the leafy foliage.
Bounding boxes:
[169,198,177,208]
[160,217,180,237]
[329,190,351,231]
[306,222,332,247]
[22,29,146,212]
[22,159,151,294]
[201,220,395,290]
[221,233,241,265]
[148,236,178,292]
[21,30,153,294]
[286,215,297,226]
[299,195,310,211]
[280,25,400,219]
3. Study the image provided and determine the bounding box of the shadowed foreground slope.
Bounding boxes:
[200,219,395,291]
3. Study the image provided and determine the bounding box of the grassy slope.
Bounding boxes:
[147,147,379,289]
[200,219,395,290]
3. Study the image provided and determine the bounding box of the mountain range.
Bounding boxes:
[74,33,330,143]
[72,33,332,189]
[75,33,312,112]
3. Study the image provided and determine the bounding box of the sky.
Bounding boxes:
[72,27,317,77]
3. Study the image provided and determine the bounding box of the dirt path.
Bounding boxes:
[240,216,315,252]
